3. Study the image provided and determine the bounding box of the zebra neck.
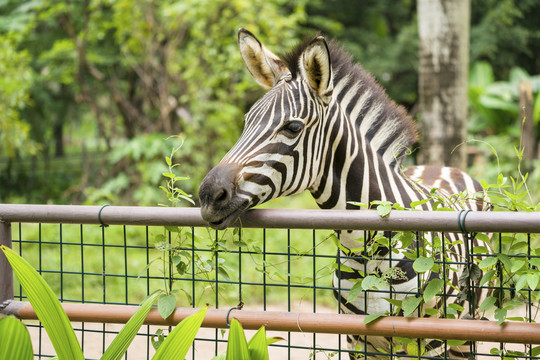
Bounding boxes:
[309,102,425,210]
[310,149,421,210]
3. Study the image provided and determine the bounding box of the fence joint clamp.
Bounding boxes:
[98,204,111,227]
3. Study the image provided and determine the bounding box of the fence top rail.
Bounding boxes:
[0,204,539,233]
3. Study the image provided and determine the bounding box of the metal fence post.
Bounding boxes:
[0,221,13,303]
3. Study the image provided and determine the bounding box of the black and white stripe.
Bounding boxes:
[199,29,491,359]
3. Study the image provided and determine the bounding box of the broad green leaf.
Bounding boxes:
[247,326,269,360]
[447,340,467,347]
[424,308,438,316]
[410,198,430,209]
[377,203,392,218]
[479,269,496,286]
[510,260,526,272]
[497,254,512,270]
[534,92,540,125]
[383,298,403,308]
[363,312,386,325]
[509,66,529,84]
[413,257,434,273]
[478,256,498,269]
[469,61,494,88]
[475,233,491,244]
[423,278,444,303]
[478,296,497,312]
[494,308,507,325]
[515,274,528,292]
[226,318,250,360]
[158,294,177,319]
[347,281,363,303]
[407,341,423,356]
[0,245,84,360]
[265,336,284,346]
[473,246,489,254]
[361,275,386,290]
[152,307,207,359]
[402,296,422,317]
[101,291,162,360]
[531,258,540,268]
[0,316,33,360]
[527,272,539,291]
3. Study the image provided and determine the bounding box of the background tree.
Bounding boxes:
[417,0,470,169]
[0,0,539,204]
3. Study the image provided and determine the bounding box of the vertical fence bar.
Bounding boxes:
[0,221,13,303]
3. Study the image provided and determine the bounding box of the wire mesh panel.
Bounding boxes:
[1,206,540,360]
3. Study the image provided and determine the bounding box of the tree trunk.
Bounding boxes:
[53,121,64,158]
[519,82,536,161]
[418,0,470,169]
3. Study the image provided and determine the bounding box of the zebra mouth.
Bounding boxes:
[207,201,250,230]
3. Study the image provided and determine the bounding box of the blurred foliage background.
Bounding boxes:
[1,0,539,205]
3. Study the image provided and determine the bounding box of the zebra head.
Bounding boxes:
[199,29,334,229]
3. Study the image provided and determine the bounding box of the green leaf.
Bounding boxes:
[0,245,84,360]
[347,281,363,303]
[479,269,496,286]
[361,275,386,290]
[527,272,539,290]
[101,291,162,360]
[158,294,177,319]
[410,198,430,209]
[473,246,489,254]
[247,326,269,360]
[226,318,250,360]
[424,308,438,316]
[376,202,392,218]
[531,346,540,357]
[423,278,444,303]
[494,308,507,325]
[447,340,467,347]
[363,312,386,325]
[402,296,422,317]
[0,316,33,360]
[475,233,491,244]
[383,298,403,309]
[479,256,498,269]
[497,253,512,270]
[413,257,434,273]
[515,274,528,292]
[152,307,207,359]
[478,296,497,312]
[531,258,540,268]
[511,260,526,273]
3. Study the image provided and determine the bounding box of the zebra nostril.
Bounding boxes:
[215,188,229,204]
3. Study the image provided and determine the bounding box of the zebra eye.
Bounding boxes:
[280,121,304,137]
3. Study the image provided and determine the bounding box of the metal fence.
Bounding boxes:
[1,204,540,359]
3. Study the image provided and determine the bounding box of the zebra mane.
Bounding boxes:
[280,36,417,166]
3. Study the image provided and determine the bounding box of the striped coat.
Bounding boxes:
[199,29,490,359]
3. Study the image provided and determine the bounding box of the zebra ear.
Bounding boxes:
[300,37,333,104]
[238,28,291,89]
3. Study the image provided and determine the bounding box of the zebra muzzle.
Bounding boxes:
[199,163,249,229]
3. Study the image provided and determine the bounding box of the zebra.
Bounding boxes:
[198,29,490,359]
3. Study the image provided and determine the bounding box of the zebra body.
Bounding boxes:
[199,29,489,358]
